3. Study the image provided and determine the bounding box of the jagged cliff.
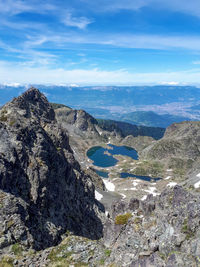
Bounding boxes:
[0,88,104,251]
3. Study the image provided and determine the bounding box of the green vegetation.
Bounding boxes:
[181,219,195,240]
[0,256,13,267]
[0,115,8,122]
[9,120,16,126]
[11,243,23,256]
[169,158,194,180]
[104,249,111,257]
[134,160,164,177]
[115,213,132,225]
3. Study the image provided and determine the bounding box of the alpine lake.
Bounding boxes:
[87,144,161,182]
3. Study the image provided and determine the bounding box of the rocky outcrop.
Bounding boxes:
[55,108,100,135]
[143,121,200,160]
[0,88,104,250]
[141,121,200,182]
[102,185,200,266]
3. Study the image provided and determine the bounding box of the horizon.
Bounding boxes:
[1,0,200,84]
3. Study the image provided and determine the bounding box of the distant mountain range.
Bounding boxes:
[1,84,200,127]
[118,111,193,128]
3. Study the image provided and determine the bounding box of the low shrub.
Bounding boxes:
[115,213,132,225]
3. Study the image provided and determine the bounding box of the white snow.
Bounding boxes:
[165,176,171,180]
[167,182,177,187]
[105,211,109,217]
[130,187,137,190]
[144,187,159,196]
[132,181,139,186]
[167,169,173,172]
[196,173,200,178]
[95,190,103,201]
[120,193,126,199]
[141,195,147,201]
[103,179,115,191]
[194,180,200,189]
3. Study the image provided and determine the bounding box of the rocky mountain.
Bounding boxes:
[141,121,200,183]
[102,185,200,266]
[0,88,200,267]
[0,88,104,252]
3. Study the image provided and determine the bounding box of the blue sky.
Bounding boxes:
[1,0,200,85]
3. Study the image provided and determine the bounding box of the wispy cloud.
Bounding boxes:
[0,0,56,16]
[82,0,200,17]
[63,12,93,29]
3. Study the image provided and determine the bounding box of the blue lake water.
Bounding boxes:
[87,144,161,181]
[120,172,161,182]
[87,144,138,167]
[95,169,109,178]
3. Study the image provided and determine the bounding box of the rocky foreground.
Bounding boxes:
[0,88,200,267]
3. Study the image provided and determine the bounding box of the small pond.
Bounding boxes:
[95,169,109,178]
[120,172,161,182]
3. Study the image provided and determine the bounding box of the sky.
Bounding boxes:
[1,0,200,85]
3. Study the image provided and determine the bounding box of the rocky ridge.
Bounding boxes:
[0,87,104,252]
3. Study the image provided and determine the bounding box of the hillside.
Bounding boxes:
[142,121,200,183]
[97,118,165,139]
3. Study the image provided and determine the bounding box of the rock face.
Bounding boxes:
[0,88,104,250]
[102,185,200,267]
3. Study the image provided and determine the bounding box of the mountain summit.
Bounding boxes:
[0,88,103,250]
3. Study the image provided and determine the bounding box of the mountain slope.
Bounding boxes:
[142,121,200,182]
[0,88,104,250]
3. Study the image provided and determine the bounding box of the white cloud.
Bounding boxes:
[63,12,93,29]
[1,60,200,85]
[160,81,180,85]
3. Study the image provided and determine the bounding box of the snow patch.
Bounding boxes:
[167,182,177,187]
[141,195,147,201]
[196,173,200,178]
[120,193,126,199]
[132,181,139,186]
[194,180,200,189]
[144,187,159,196]
[165,176,171,180]
[103,179,115,191]
[95,190,103,201]
[167,169,173,172]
